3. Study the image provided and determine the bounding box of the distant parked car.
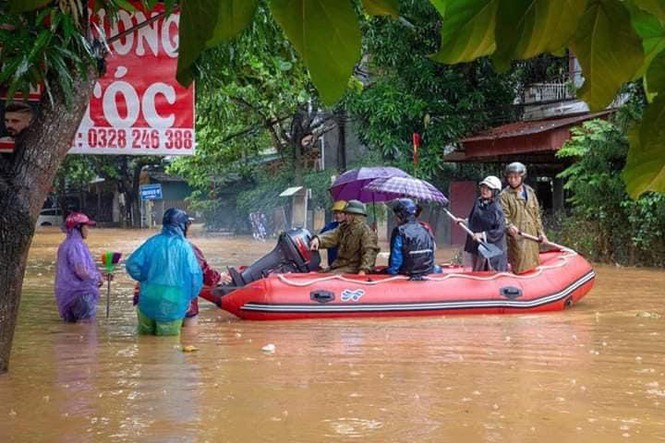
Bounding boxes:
[36,208,64,227]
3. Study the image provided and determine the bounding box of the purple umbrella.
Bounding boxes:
[362,176,448,205]
[330,166,412,203]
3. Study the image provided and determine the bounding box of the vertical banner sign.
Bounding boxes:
[69,4,195,156]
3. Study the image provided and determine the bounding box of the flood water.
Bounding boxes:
[1,227,664,442]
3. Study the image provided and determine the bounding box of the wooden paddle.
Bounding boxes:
[443,209,504,259]
[518,231,574,252]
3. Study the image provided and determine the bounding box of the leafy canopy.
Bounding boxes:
[11,0,665,198]
[344,1,520,182]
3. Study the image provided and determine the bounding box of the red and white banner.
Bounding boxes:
[1,5,194,156]
[70,4,195,156]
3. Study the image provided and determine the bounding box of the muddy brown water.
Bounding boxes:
[0,227,664,442]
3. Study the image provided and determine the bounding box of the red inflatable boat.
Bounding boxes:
[200,229,595,320]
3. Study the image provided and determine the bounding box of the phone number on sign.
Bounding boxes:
[76,128,194,150]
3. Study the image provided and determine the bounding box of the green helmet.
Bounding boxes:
[343,200,367,216]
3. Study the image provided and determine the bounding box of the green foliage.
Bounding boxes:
[429,0,499,64]
[178,0,368,105]
[177,0,258,85]
[572,1,644,110]
[206,1,259,47]
[55,155,97,190]
[427,0,665,198]
[493,1,587,70]
[556,117,665,265]
[170,3,312,196]
[0,2,95,104]
[624,94,665,196]
[362,0,400,17]
[1,0,166,104]
[343,2,519,182]
[14,0,665,198]
[270,0,361,105]
[235,167,332,214]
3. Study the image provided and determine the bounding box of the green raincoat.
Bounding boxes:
[317,217,379,274]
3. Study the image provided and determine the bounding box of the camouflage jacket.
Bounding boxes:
[317,217,379,273]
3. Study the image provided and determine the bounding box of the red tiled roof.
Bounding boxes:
[461,111,613,143]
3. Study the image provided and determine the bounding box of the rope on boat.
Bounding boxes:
[277,250,580,287]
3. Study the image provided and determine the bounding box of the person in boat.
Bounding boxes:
[499,162,548,274]
[309,200,379,275]
[415,203,435,239]
[385,198,436,278]
[182,214,232,326]
[462,175,508,272]
[319,200,347,267]
[125,208,203,336]
[54,212,103,323]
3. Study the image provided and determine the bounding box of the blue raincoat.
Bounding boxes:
[125,225,203,322]
[55,229,102,322]
[320,220,340,264]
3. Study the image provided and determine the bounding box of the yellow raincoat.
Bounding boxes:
[499,185,545,274]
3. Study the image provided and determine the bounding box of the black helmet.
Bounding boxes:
[163,208,192,232]
[393,198,417,220]
[504,162,527,177]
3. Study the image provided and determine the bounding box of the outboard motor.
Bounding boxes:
[215,228,321,296]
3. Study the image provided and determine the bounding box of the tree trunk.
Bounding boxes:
[334,109,347,172]
[0,74,96,373]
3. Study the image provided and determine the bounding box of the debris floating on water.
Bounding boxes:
[182,345,199,353]
[636,311,661,319]
[262,343,276,353]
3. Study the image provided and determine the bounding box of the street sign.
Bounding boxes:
[140,183,163,200]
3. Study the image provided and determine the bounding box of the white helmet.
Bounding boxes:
[479,175,502,191]
[504,162,527,177]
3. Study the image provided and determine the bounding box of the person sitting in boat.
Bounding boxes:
[319,200,347,267]
[54,212,103,323]
[415,203,435,239]
[462,175,507,272]
[385,198,436,278]
[125,208,203,336]
[309,200,379,275]
[499,162,548,274]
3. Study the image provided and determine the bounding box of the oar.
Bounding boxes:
[518,231,574,253]
[443,209,504,259]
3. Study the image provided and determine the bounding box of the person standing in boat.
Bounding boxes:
[309,200,379,275]
[125,208,203,336]
[461,176,507,272]
[385,199,435,278]
[54,212,103,322]
[319,200,347,267]
[499,162,548,274]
